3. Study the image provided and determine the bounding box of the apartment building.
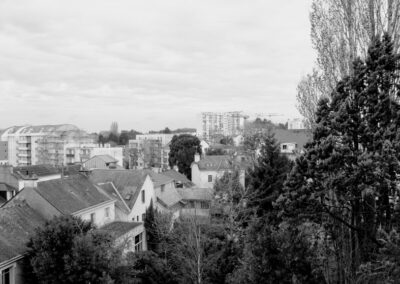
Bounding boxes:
[198,111,246,142]
[0,125,95,167]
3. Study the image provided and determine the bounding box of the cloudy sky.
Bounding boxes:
[0,0,315,133]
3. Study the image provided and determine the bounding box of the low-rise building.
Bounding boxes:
[177,187,213,218]
[0,200,48,284]
[14,174,116,227]
[83,155,122,170]
[273,129,310,160]
[99,221,147,254]
[191,154,245,189]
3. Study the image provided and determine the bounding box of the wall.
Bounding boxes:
[76,201,115,227]
[191,167,245,189]
[129,176,156,222]
[115,224,147,254]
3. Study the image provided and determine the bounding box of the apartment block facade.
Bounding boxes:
[199,111,246,142]
[0,125,95,167]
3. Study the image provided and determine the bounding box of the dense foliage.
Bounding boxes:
[26,216,121,284]
[168,134,202,179]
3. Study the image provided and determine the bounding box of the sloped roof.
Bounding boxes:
[156,186,183,208]
[147,171,174,187]
[0,183,17,192]
[161,170,194,187]
[99,221,142,239]
[33,175,112,215]
[97,182,130,214]
[87,155,118,164]
[89,169,149,209]
[273,129,311,150]
[194,155,234,171]
[0,200,47,263]
[177,188,213,201]
[14,164,60,178]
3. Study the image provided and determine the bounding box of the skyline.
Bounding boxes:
[0,0,315,133]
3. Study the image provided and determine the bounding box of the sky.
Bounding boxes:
[0,0,315,133]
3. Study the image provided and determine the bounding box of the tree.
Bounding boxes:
[144,199,157,251]
[26,215,121,284]
[220,136,233,146]
[297,0,400,128]
[168,134,202,179]
[110,121,119,135]
[245,133,292,218]
[205,148,226,156]
[285,35,400,281]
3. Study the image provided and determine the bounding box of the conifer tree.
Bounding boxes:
[282,34,400,280]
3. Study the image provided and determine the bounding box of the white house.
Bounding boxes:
[191,154,245,189]
[90,169,184,223]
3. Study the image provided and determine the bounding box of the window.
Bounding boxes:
[142,213,146,221]
[137,216,139,221]
[161,185,165,192]
[282,144,287,150]
[135,233,143,252]
[201,201,210,209]
[105,207,110,218]
[141,190,145,203]
[90,213,96,224]
[208,175,212,182]
[1,266,13,284]
[188,201,195,208]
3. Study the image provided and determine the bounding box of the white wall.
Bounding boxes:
[191,166,245,189]
[115,224,147,254]
[77,201,115,227]
[129,176,156,222]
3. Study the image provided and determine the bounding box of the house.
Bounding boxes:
[14,174,116,227]
[83,155,122,170]
[177,187,213,218]
[90,169,184,222]
[0,200,48,284]
[191,154,245,189]
[160,169,194,188]
[89,169,154,223]
[100,221,147,254]
[273,129,311,160]
[0,165,61,205]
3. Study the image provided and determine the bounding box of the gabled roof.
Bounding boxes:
[193,155,234,171]
[177,187,213,201]
[87,155,118,164]
[14,164,60,178]
[97,182,130,214]
[89,169,149,209]
[273,129,311,150]
[147,171,174,187]
[33,175,112,215]
[160,170,194,187]
[99,221,142,239]
[0,200,47,263]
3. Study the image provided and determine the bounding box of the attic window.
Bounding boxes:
[125,194,131,200]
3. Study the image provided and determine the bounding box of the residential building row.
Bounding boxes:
[0,124,123,167]
[0,164,214,283]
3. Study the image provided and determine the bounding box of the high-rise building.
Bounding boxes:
[199,111,246,142]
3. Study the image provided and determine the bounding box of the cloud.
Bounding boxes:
[0,0,315,132]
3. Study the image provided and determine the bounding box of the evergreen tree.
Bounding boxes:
[282,34,400,280]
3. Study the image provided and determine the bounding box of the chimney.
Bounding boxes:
[194,153,200,163]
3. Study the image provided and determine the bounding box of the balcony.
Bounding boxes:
[66,153,75,158]
[17,153,30,157]
[18,145,31,151]
[17,140,31,144]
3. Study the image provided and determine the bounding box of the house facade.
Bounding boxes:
[191,154,245,189]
